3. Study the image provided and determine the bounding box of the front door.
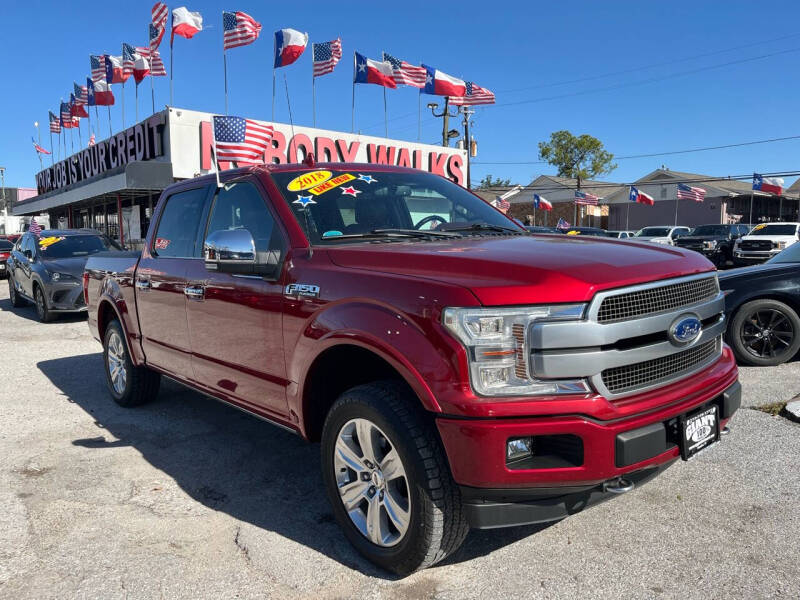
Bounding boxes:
[185,179,289,420]
[136,185,210,379]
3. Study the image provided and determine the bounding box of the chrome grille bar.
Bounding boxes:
[596,276,719,323]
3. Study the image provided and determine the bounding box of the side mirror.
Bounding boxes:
[23,249,33,261]
[204,229,257,274]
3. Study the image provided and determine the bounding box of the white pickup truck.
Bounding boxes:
[733,222,800,265]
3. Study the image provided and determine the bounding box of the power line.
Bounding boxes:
[473,135,800,166]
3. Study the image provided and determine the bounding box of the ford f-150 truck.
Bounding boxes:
[84,161,740,574]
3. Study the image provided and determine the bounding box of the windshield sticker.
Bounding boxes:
[308,173,357,196]
[566,230,580,235]
[322,230,343,238]
[38,236,65,249]
[154,238,170,250]
[752,224,766,231]
[293,194,317,207]
[287,170,333,192]
[341,186,361,197]
[357,174,377,184]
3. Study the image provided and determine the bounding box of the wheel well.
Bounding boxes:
[731,293,800,319]
[97,300,118,341]
[302,345,410,442]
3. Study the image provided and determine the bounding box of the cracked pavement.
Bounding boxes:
[0,284,798,599]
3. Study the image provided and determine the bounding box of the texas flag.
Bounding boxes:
[88,78,115,106]
[629,186,655,205]
[753,173,783,195]
[533,194,552,210]
[274,28,308,68]
[133,52,150,84]
[422,65,466,97]
[353,52,396,88]
[172,7,203,41]
[70,93,89,118]
[104,54,127,84]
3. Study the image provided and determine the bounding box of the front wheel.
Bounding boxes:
[321,381,468,575]
[103,319,161,407]
[33,284,53,322]
[729,299,800,366]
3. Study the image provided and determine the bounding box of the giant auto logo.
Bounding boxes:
[669,315,702,345]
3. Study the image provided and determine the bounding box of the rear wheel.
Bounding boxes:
[103,319,161,407]
[33,284,53,322]
[729,299,800,366]
[8,277,26,307]
[321,381,468,575]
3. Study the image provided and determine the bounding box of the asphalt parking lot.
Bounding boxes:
[0,284,798,600]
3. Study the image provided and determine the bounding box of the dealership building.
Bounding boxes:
[13,107,467,247]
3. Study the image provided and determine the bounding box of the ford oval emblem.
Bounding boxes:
[670,315,702,345]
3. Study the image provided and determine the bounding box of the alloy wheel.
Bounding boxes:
[740,308,795,359]
[333,418,411,547]
[106,331,128,395]
[35,288,45,319]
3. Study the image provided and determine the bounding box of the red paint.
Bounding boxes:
[85,162,738,496]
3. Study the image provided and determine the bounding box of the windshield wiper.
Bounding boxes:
[440,222,522,234]
[370,228,462,238]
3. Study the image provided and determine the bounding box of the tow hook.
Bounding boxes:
[603,477,635,495]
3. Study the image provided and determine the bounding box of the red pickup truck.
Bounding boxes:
[84,162,740,574]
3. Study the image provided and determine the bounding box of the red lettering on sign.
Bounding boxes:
[447,154,465,186]
[413,150,424,169]
[367,144,397,165]
[200,121,233,171]
[396,148,412,168]
[428,152,448,177]
[264,130,287,164]
[315,137,337,162]
[336,139,360,162]
[287,133,314,163]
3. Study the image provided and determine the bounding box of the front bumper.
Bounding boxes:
[436,353,740,528]
[45,281,87,312]
[733,249,779,263]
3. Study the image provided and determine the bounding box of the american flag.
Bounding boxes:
[492,196,511,213]
[89,133,96,147]
[73,82,88,104]
[574,190,599,205]
[32,137,51,155]
[212,115,274,163]
[312,39,343,77]
[90,55,106,82]
[223,11,262,51]
[676,183,706,202]
[557,217,570,229]
[150,2,168,50]
[449,81,495,106]
[29,218,42,237]
[60,101,72,125]
[122,43,138,78]
[137,46,166,76]
[49,111,61,133]
[382,52,426,88]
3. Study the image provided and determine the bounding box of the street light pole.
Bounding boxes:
[460,106,475,189]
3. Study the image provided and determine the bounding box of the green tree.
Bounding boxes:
[538,131,616,183]
[477,174,512,189]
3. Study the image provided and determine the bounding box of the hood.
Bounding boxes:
[41,256,90,278]
[676,235,728,243]
[718,261,798,283]
[740,234,797,243]
[633,236,669,242]
[326,235,714,306]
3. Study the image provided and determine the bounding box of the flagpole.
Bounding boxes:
[312,71,316,128]
[49,130,54,167]
[69,125,75,155]
[383,87,388,138]
[211,118,221,188]
[170,36,174,106]
[86,97,91,140]
[223,49,229,115]
[417,92,421,142]
[283,74,296,150]
[626,202,630,230]
[351,53,356,133]
[77,120,83,147]
[135,82,139,123]
[149,27,156,115]
[121,80,126,129]
[34,122,43,170]
[107,105,112,137]
[674,195,679,227]
[749,187,754,226]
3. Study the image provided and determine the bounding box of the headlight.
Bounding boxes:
[703,240,718,250]
[774,241,787,250]
[442,305,590,397]
[50,272,75,282]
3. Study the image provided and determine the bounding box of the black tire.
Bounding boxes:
[8,276,26,307]
[33,284,53,322]
[103,319,161,407]
[728,299,800,366]
[321,381,468,575]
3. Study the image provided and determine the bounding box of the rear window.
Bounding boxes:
[690,225,730,236]
[636,227,670,237]
[749,224,798,236]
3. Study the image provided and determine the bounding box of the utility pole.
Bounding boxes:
[0,167,6,234]
[459,106,475,189]
[427,99,459,147]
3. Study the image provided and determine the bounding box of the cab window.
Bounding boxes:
[153,187,210,258]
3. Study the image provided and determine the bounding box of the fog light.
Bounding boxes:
[478,365,512,389]
[506,437,534,462]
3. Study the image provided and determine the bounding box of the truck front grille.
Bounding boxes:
[739,240,772,251]
[597,276,719,323]
[601,337,720,395]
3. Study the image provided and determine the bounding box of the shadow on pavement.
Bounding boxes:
[0,295,88,324]
[37,353,552,577]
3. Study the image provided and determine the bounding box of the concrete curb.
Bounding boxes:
[784,399,800,424]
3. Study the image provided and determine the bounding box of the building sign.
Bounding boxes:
[35,113,166,194]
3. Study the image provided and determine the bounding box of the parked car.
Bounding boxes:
[607,230,634,239]
[524,225,561,234]
[719,242,800,366]
[0,239,13,278]
[632,226,692,245]
[6,229,121,322]
[84,163,739,574]
[560,226,611,236]
[733,222,800,266]
[0,234,22,244]
[674,223,752,267]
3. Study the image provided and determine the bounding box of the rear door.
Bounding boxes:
[136,185,211,378]
[184,179,290,419]
[16,234,36,296]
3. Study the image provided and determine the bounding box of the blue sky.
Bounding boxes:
[3,0,800,189]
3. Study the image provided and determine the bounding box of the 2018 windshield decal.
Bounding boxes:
[38,236,65,248]
[287,170,333,192]
[307,173,356,196]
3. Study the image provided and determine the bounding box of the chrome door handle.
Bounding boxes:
[135,278,151,291]
[184,285,204,300]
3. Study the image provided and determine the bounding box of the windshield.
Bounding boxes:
[0,240,13,251]
[749,224,798,236]
[269,169,522,244]
[768,243,800,263]
[37,234,114,258]
[690,225,729,236]
[635,227,670,237]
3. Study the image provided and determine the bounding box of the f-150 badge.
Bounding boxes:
[285,283,320,298]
